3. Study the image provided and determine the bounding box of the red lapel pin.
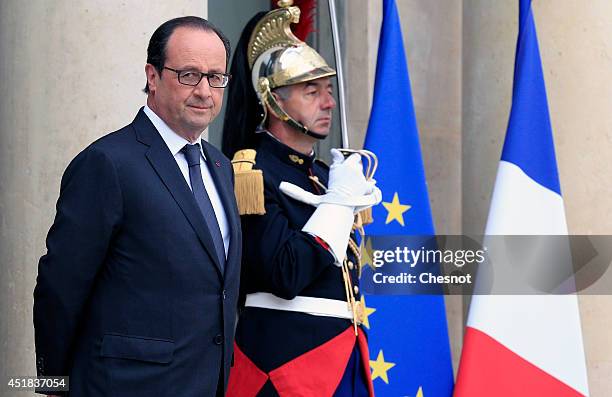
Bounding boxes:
[215,160,221,167]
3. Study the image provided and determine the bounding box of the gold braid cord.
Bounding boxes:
[343,236,364,336]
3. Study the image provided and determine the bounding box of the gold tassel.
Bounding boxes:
[359,207,373,225]
[231,149,265,215]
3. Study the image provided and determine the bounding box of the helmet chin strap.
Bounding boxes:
[258,77,327,140]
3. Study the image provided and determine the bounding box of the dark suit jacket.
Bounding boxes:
[33,109,242,397]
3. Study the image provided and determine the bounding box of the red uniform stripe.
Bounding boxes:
[226,342,269,397]
[357,330,375,397]
[313,235,331,252]
[269,327,356,397]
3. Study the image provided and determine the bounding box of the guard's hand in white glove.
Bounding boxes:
[279,149,382,211]
[280,149,382,265]
[327,149,374,198]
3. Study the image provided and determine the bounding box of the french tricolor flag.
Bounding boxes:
[454,1,589,396]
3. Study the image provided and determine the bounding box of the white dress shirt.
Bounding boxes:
[143,105,230,258]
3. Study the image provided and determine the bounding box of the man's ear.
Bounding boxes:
[270,91,282,104]
[145,64,159,93]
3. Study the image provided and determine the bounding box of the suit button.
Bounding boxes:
[36,356,44,373]
[222,289,227,300]
[213,334,223,345]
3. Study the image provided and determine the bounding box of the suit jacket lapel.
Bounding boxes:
[201,141,241,277]
[132,109,224,277]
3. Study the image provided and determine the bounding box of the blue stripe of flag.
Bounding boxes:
[501,0,561,195]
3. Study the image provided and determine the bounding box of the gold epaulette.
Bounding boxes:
[231,149,265,215]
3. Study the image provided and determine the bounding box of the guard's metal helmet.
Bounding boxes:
[246,2,336,138]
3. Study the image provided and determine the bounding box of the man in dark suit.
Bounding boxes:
[33,16,241,397]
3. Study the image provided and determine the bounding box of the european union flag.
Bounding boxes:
[362,0,454,395]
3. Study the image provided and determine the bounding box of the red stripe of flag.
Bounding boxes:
[454,327,585,397]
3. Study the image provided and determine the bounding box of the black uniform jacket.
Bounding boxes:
[235,132,363,390]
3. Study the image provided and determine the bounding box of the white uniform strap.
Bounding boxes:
[244,292,353,320]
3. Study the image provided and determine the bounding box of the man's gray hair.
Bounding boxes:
[272,85,292,101]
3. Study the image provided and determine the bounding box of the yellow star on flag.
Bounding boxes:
[360,295,376,329]
[382,192,411,226]
[360,237,375,270]
[416,386,424,397]
[370,350,396,384]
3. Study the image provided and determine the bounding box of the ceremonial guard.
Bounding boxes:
[222,2,381,396]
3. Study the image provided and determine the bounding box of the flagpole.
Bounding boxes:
[327,0,349,149]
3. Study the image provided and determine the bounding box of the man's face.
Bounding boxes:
[146,27,226,139]
[277,77,336,137]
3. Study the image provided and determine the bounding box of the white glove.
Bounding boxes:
[282,149,382,265]
[279,149,382,212]
[279,181,381,212]
[328,149,373,196]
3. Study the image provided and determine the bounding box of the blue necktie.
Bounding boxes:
[181,143,225,270]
